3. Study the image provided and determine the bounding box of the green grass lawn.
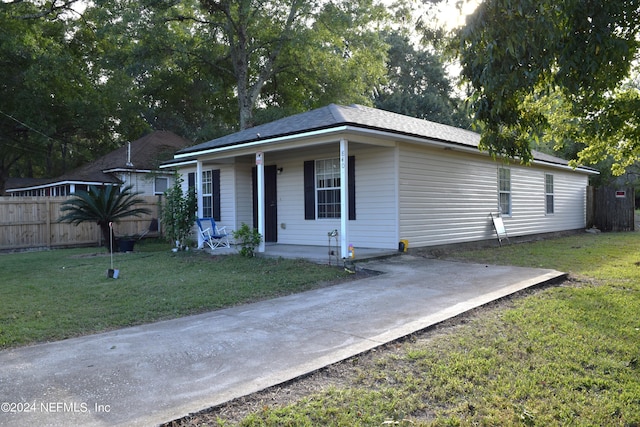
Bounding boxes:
[4,233,640,426]
[212,232,640,426]
[0,240,348,348]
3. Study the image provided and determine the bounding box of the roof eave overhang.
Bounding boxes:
[160,159,199,169]
[6,180,120,192]
[164,123,597,175]
[103,168,156,174]
[531,160,599,175]
[172,125,353,160]
[168,124,481,161]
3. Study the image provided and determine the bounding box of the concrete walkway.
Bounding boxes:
[0,255,565,427]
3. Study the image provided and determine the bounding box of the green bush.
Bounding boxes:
[232,223,262,257]
[161,174,196,249]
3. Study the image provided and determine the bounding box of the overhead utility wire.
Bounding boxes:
[0,109,57,143]
[0,109,72,156]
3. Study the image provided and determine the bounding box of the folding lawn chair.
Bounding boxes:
[196,218,231,250]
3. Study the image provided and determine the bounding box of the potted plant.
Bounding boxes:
[117,235,137,252]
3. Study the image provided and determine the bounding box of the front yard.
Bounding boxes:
[3,232,639,426]
[173,232,640,426]
[0,240,349,348]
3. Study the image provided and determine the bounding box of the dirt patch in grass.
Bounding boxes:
[161,282,557,427]
[68,252,110,258]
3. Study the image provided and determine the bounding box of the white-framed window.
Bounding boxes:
[316,158,341,218]
[498,167,511,216]
[154,176,169,195]
[545,173,554,215]
[202,170,213,218]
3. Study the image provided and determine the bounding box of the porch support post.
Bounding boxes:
[256,152,265,253]
[340,139,349,259]
[196,160,204,248]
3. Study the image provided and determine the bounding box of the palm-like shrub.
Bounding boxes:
[58,185,151,251]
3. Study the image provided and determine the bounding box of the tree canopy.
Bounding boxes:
[0,0,467,193]
[0,0,112,192]
[375,31,470,128]
[455,0,640,175]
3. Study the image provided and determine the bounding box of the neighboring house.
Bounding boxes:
[162,104,597,257]
[6,131,193,197]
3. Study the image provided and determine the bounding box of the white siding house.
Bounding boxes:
[162,104,596,257]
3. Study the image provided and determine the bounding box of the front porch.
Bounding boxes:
[202,243,399,265]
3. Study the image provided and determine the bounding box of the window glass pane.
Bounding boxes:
[155,177,168,194]
[202,170,212,195]
[500,193,511,215]
[203,196,213,218]
[545,174,554,214]
[545,174,554,193]
[499,168,510,191]
[318,189,340,218]
[202,170,213,218]
[498,168,511,215]
[316,159,341,218]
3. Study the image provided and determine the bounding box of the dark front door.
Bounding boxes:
[252,165,277,242]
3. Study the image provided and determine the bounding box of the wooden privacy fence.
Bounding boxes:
[0,196,161,251]
[587,186,636,232]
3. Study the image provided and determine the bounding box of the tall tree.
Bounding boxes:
[194,0,312,130]
[81,0,237,142]
[455,0,640,174]
[192,0,390,130]
[0,0,415,196]
[374,31,469,128]
[0,1,111,192]
[255,0,390,122]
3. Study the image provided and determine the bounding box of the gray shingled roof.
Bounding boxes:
[68,130,192,174]
[177,104,482,155]
[175,104,582,169]
[7,131,193,191]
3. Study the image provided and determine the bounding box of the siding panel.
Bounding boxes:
[399,144,589,247]
[506,166,587,236]
[399,144,497,246]
[180,139,589,251]
[233,158,253,229]
[270,144,397,248]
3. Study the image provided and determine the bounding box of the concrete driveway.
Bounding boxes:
[0,255,564,427]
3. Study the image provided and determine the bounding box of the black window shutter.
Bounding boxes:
[303,160,315,220]
[187,172,195,189]
[213,169,221,221]
[348,156,356,220]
